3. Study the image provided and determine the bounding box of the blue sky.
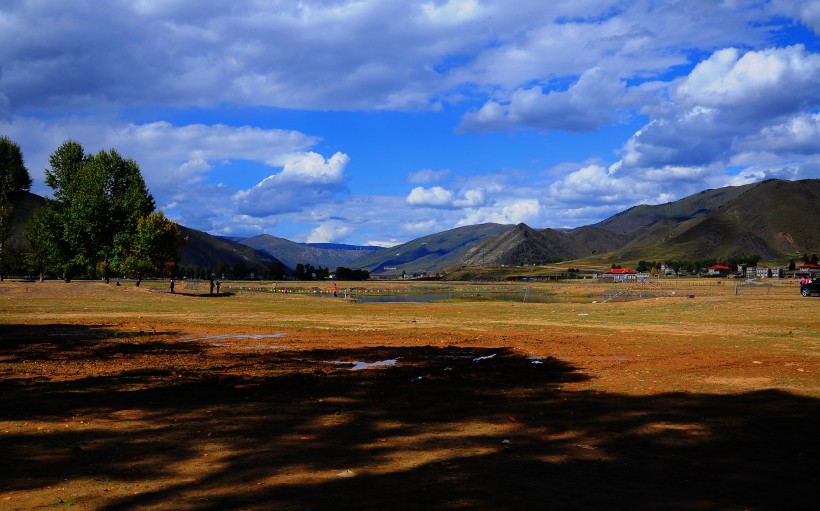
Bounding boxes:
[1,1,819,247]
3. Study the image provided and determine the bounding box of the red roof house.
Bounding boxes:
[708,264,730,276]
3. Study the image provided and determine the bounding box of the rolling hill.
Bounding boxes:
[460,224,587,267]
[234,234,382,270]
[599,179,820,263]
[178,226,285,274]
[351,223,514,276]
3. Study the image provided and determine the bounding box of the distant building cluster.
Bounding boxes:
[595,263,820,282]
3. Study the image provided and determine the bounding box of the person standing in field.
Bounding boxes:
[216,280,221,294]
[333,283,338,297]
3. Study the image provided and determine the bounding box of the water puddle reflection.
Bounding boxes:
[331,359,399,370]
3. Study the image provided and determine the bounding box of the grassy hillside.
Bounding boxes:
[594,182,757,234]
[460,224,586,267]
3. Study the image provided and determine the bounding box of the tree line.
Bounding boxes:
[0,137,185,284]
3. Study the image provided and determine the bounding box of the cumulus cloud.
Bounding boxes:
[0,0,801,116]
[674,45,820,122]
[460,67,647,133]
[735,113,820,157]
[456,199,541,226]
[306,223,353,244]
[406,185,491,209]
[615,45,820,181]
[233,152,350,216]
[406,186,455,207]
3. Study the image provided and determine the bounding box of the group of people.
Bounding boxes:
[799,276,814,285]
[168,277,221,294]
[168,278,346,297]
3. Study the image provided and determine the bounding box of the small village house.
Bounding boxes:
[708,264,730,276]
[599,268,638,282]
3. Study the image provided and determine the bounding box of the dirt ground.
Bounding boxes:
[1,280,818,510]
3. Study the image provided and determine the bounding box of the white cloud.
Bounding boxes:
[456,199,540,226]
[406,185,491,209]
[736,113,820,156]
[306,223,353,244]
[0,0,800,115]
[233,152,350,216]
[452,188,489,208]
[674,45,820,121]
[406,186,455,207]
[615,45,820,181]
[460,66,648,133]
[273,152,350,185]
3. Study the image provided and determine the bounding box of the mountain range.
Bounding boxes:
[346,178,819,276]
[9,178,820,277]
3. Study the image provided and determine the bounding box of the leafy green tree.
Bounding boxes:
[43,141,155,281]
[118,212,183,286]
[335,266,370,281]
[0,136,32,281]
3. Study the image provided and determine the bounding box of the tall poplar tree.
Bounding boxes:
[43,141,155,281]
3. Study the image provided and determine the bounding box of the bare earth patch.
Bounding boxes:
[1,280,818,510]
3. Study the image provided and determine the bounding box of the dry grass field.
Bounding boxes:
[1,278,818,510]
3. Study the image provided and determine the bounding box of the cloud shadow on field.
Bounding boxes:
[0,328,817,510]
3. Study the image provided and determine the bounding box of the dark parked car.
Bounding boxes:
[800,282,820,296]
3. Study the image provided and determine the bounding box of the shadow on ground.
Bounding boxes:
[0,325,817,510]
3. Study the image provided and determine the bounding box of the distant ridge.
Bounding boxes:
[179,226,285,272]
[351,223,513,275]
[460,224,585,266]
[604,178,820,261]
[235,234,382,270]
[593,182,759,234]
